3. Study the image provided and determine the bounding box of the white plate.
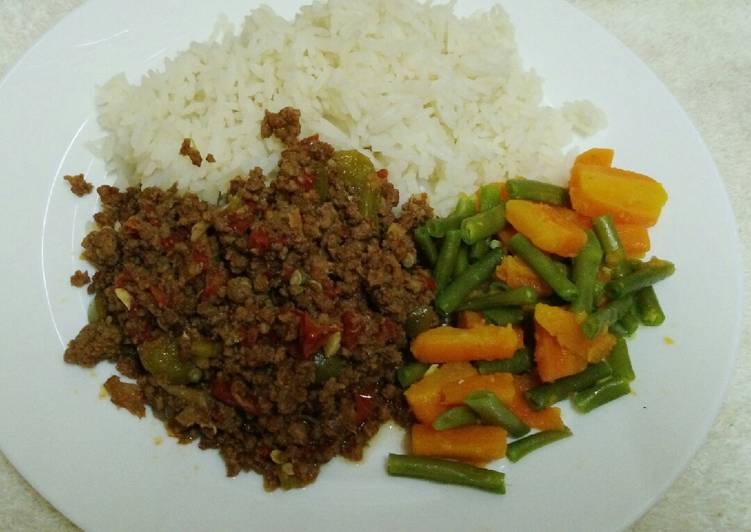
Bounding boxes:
[0,1,742,531]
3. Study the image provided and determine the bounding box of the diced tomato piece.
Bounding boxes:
[247,228,270,252]
[354,392,374,425]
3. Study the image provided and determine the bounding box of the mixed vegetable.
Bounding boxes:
[388,148,672,493]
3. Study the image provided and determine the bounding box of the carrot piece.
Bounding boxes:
[411,424,507,463]
[411,325,522,364]
[499,181,509,201]
[495,255,552,297]
[505,200,588,257]
[574,147,614,167]
[404,362,477,424]
[508,376,565,431]
[534,303,616,363]
[440,373,516,406]
[457,310,486,329]
[534,323,587,383]
[614,222,651,258]
[569,164,668,227]
[497,226,517,246]
[555,207,592,230]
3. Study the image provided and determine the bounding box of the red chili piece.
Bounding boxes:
[298,312,340,359]
[376,168,389,179]
[341,311,364,350]
[149,286,169,308]
[247,228,270,252]
[354,392,373,425]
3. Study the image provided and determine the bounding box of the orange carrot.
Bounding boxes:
[411,424,507,463]
[505,200,588,257]
[457,310,486,329]
[569,164,668,227]
[440,373,516,406]
[495,255,552,297]
[534,303,616,363]
[497,226,517,246]
[614,222,651,258]
[534,323,587,383]
[574,147,614,167]
[404,362,477,424]
[508,376,565,431]
[411,325,522,363]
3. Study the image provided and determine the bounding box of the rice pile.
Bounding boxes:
[96,0,605,213]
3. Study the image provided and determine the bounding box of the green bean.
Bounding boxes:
[580,295,634,339]
[87,292,107,323]
[525,361,612,410]
[592,214,625,267]
[506,178,570,206]
[386,454,505,494]
[489,239,503,250]
[470,238,490,261]
[482,307,525,326]
[405,307,437,339]
[454,245,470,276]
[607,338,635,381]
[432,406,480,430]
[464,390,530,437]
[593,280,607,308]
[435,249,504,315]
[606,259,675,298]
[570,230,604,313]
[572,376,630,413]
[476,348,532,374]
[138,335,200,385]
[608,322,629,338]
[461,205,506,245]
[414,225,438,267]
[635,286,666,326]
[433,229,462,289]
[509,234,578,302]
[397,362,431,388]
[426,194,477,237]
[609,260,633,280]
[617,312,640,337]
[506,427,573,462]
[479,184,502,211]
[458,287,537,311]
[314,353,345,383]
[190,338,222,359]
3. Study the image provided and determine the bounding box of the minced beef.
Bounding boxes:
[64,173,93,196]
[70,270,91,287]
[65,108,435,490]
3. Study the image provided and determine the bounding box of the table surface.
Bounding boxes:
[1,1,749,530]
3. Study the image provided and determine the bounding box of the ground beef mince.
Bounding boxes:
[65,108,435,490]
[70,269,91,287]
[64,173,93,196]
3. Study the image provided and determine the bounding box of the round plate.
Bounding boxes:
[0,1,742,531]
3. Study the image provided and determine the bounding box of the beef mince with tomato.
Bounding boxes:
[65,108,438,489]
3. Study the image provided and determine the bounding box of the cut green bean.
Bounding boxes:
[525,361,612,410]
[593,280,607,308]
[608,322,628,338]
[581,295,635,339]
[464,390,530,437]
[435,249,504,315]
[433,229,462,289]
[572,376,630,413]
[461,205,506,245]
[509,234,578,302]
[607,338,635,381]
[414,225,438,267]
[458,287,538,311]
[635,286,666,326]
[454,245,470,277]
[432,406,480,431]
[479,184,502,211]
[606,259,675,298]
[386,454,505,494]
[426,194,477,237]
[482,307,525,326]
[476,348,532,374]
[397,362,430,388]
[506,427,573,462]
[592,214,625,267]
[571,230,604,313]
[506,178,570,206]
[405,307,437,339]
[470,238,490,261]
[617,312,640,337]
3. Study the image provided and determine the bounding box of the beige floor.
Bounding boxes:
[1,1,749,530]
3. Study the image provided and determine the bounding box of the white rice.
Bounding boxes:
[96,0,606,214]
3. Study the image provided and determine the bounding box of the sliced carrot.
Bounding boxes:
[574,147,614,167]
[508,376,565,431]
[457,310,486,329]
[411,325,522,364]
[495,255,552,297]
[534,303,616,363]
[614,222,651,258]
[534,323,587,383]
[569,164,668,227]
[404,362,477,424]
[497,226,517,246]
[506,200,588,257]
[440,373,516,406]
[411,424,507,463]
